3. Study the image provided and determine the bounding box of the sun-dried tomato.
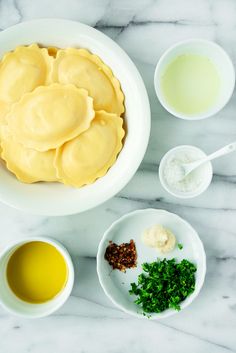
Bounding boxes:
[104,239,137,272]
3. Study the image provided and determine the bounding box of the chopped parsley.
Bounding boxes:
[129,258,196,314]
[177,243,183,250]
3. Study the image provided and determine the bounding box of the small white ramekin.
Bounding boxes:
[159,145,213,198]
[0,237,74,318]
[154,39,235,120]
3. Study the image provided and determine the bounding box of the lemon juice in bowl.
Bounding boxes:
[161,54,221,115]
[154,39,235,120]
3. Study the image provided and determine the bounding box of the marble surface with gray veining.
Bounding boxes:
[0,0,236,352]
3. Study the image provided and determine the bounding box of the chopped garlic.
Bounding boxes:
[142,224,176,253]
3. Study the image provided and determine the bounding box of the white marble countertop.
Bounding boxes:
[0,0,236,352]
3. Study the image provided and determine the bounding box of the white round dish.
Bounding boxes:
[0,237,74,318]
[0,19,150,216]
[159,145,213,198]
[154,39,235,120]
[97,208,206,319]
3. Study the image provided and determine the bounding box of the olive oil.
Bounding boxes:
[161,54,221,115]
[7,241,68,303]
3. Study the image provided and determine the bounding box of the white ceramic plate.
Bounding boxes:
[97,208,206,319]
[0,19,150,216]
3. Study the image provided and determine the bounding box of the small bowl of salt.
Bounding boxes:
[159,145,213,198]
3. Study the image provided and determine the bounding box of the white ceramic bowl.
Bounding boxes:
[0,19,150,216]
[159,145,213,198]
[0,237,74,318]
[154,39,235,120]
[97,208,206,319]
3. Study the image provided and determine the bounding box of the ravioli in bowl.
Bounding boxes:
[0,43,125,188]
[0,44,52,123]
[52,48,124,115]
[0,19,150,216]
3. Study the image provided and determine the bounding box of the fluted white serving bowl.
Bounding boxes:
[0,19,150,216]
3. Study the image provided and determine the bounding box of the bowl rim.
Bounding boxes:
[0,19,151,216]
[154,38,235,120]
[0,236,74,318]
[97,208,206,319]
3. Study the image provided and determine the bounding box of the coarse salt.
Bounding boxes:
[163,150,204,193]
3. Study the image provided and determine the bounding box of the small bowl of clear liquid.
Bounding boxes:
[154,39,235,120]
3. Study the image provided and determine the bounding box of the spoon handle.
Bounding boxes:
[204,142,236,162]
[190,142,236,171]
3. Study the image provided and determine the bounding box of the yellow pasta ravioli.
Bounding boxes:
[0,44,52,122]
[1,128,57,183]
[0,44,52,127]
[51,48,124,115]
[6,84,95,152]
[55,111,125,187]
[0,101,10,125]
[0,43,126,187]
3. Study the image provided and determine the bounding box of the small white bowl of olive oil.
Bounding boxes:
[0,237,74,318]
[154,39,235,120]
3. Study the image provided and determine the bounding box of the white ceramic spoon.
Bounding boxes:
[178,142,236,181]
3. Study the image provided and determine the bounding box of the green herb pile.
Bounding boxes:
[129,258,196,313]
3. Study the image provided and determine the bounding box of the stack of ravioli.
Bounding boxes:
[0,44,125,187]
